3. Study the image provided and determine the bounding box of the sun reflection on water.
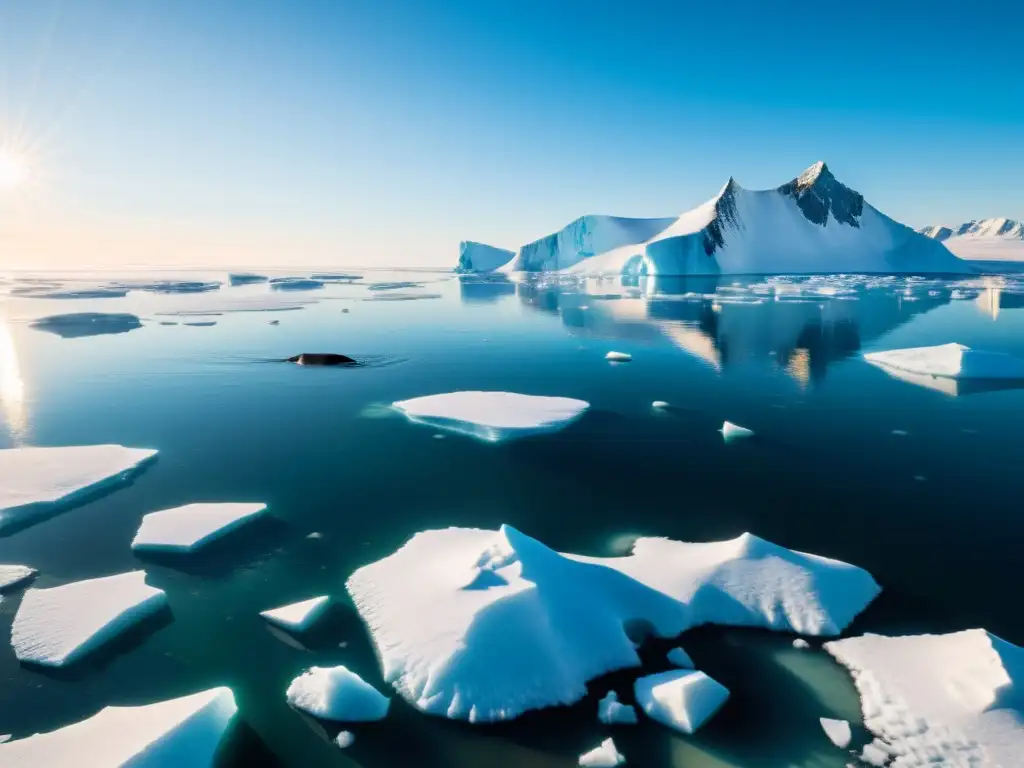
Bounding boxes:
[0,316,29,443]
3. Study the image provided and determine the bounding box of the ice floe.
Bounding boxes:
[260,596,330,632]
[0,565,36,592]
[597,691,638,725]
[792,638,811,650]
[0,445,157,533]
[392,391,590,442]
[228,272,267,285]
[819,717,852,748]
[825,629,1024,767]
[605,351,632,362]
[578,737,625,767]
[30,313,142,339]
[334,730,354,748]
[865,342,1024,380]
[131,502,267,554]
[12,571,167,667]
[345,524,879,721]
[720,421,754,441]
[651,400,670,409]
[286,666,390,722]
[0,687,237,767]
[634,669,730,735]
[269,277,323,291]
[666,647,694,668]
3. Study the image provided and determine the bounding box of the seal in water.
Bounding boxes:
[286,353,357,366]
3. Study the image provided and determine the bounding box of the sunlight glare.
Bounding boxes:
[0,317,28,442]
[0,150,28,189]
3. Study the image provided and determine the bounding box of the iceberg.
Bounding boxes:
[634,669,730,735]
[457,241,516,273]
[578,737,625,767]
[819,717,852,748]
[720,421,754,441]
[286,666,390,722]
[605,351,632,362]
[825,629,1024,767]
[345,524,879,722]
[0,565,36,592]
[12,571,168,667]
[597,691,638,725]
[0,445,158,533]
[0,687,237,767]
[260,596,330,632]
[864,343,1024,380]
[392,391,590,442]
[666,647,693,668]
[131,502,267,553]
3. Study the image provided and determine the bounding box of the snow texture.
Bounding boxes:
[0,446,157,533]
[0,565,36,592]
[826,629,1024,767]
[345,524,879,722]
[919,218,1024,261]
[260,596,330,632]
[578,737,625,767]
[12,571,167,667]
[392,391,590,442]
[865,343,1024,380]
[720,421,754,441]
[819,717,852,748]
[286,666,390,722]
[666,647,694,668]
[0,687,237,767]
[605,351,632,362]
[634,669,730,735]
[132,502,267,553]
[457,241,516,273]
[597,691,638,725]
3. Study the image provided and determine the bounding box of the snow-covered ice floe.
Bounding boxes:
[819,717,852,749]
[286,666,390,722]
[864,343,1024,380]
[825,629,1024,767]
[260,596,330,632]
[720,421,754,441]
[597,691,638,725]
[634,669,730,735]
[392,391,590,442]
[0,445,158,533]
[131,502,267,554]
[345,524,879,722]
[0,687,237,767]
[578,737,625,767]
[0,565,36,592]
[12,571,167,667]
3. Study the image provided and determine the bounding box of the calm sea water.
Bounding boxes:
[1,269,1023,767]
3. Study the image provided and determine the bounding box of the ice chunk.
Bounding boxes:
[345,525,878,722]
[0,735,9,743]
[666,647,694,668]
[634,669,730,735]
[131,502,267,553]
[792,638,810,650]
[0,445,157,533]
[651,401,670,409]
[597,691,638,725]
[865,342,1024,380]
[228,272,267,285]
[605,351,632,362]
[825,629,1024,767]
[260,596,330,632]
[457,241,516,273]
[860,742,889,766]
[12,571,167,667]
[286,666,390,722]
[392,391,589,442]
[0,687,236,767]
[334,731,354,748]
[578,737,624,767]
[269,277,323,291]
[30,313,142,339]
[0,565,36,592]
[720,421,754,441]
[819,717,851,748]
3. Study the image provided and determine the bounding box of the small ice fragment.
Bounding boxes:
[598,691,638,725]
[792,638,811,650]
[307,532,323,540]
[0,735,10,744]
[913,475,926,482]
[860,742,889,766]
[286,666,390,722]
[260,596,330,632]
[891,429,909,436]
[578,737,625,767]
[335,731,354,749]
[635,669,730,735]
[606,351,632,362]
[433,434,446,440]
[720,421,754,441]
[819,717,852,748]
[666,647,694,668]
[0,565,37,592]
[651,401,670,409]
[131,502,267,553]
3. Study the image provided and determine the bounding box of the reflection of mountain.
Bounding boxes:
[511,274,951,387]
[458,274,516,304]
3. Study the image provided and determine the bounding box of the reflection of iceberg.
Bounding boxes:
[866,365,1024,396]
[865,343,1024,396]
[458,274,516,304]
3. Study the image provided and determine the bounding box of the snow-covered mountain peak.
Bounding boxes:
[776,161,864,228]
[917,218,1024,261]
[794,160,830,189]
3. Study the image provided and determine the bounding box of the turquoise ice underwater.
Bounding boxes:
[1,269,1024,766]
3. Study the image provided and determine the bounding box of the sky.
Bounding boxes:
[0,0,1021,269]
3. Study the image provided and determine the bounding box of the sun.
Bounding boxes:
[0,150,28,189]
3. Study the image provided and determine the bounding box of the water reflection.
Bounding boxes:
[867,364,1024,397]
[458,274,516,304]
[0,316,29,443]
[975,279,1024,320]
[501,274,951,387]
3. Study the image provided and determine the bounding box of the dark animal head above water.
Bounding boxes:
[285,353,358,366]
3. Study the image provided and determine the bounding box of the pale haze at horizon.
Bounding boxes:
[0,0,1021,270]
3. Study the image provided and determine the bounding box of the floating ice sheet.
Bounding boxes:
[286,666,390,722]
[131,503,267,553]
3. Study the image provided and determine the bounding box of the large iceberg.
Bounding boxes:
[131,502,268,553]
[825,629,1024,767]
[286,666,390,722]
[12,571,168,667]
[864,343,1024,380]
[346,524,879,722]
[457,241,516,273]
[0,445,158,533]
[0,687,237,767]
[392,391,590,442]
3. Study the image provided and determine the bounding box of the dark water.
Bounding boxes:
[1,269,1023,767]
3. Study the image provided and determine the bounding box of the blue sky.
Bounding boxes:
[0,0,1021,268]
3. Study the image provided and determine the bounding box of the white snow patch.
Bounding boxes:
[0,565,36,592]
[605,351,632,362]
[0,445,157,532]
[345,524,879,722]
[819,717,852,748]
[0,687,236,767]
[865,343,1024,380]
[634,669,730,735]
[131,502,267,553]
[286,666,390,722]
[825,629,1024,767]
[392,392,589,442]
[578,737,625,767]
[334,731,354,749]
[860,741,889,766]
[597,691,638,725]
[666,647,694,668]
[720,421,754,441]
[12,571,167,667]
[260,596,330,632]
